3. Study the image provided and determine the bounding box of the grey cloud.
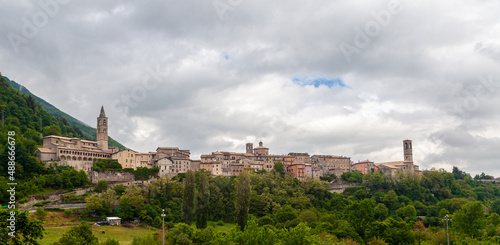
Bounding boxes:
[2,0,500,176]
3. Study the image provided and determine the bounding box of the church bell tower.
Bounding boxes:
[403,139,413,162]
[97,106,108,151]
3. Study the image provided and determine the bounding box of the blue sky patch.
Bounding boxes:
[292,76,346,88]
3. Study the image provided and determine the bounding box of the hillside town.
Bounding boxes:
[35,107,420,180]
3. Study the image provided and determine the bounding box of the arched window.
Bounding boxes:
[103,119,106,126]
[405,142,408,149]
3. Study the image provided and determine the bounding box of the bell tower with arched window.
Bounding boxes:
[403,139,413,162]
[97,106,108,151]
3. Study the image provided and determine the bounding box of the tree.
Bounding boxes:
[273,162,285,175]
[275,205,298,224]
[196,171,210,229]
[118,183,145,220]
[382,190,399,211]
[374,203,389,221]
[412,220,429,245]
[0,210,45,245]
[491,200,500,215]
[453,201,486,238]
[52,222,98,245]
[487,213,500,227]
[235,172,251,231]
[345,198,375,239]
[35,207,47,221]
[94,180,108,193]
[341,171,363,183]
[396,205,417,221]
[182,170,195,225]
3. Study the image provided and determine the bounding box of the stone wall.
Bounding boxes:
[91,170,135,184]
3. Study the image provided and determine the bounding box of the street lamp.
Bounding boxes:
[442,214,452,245]
[162,209,166,245]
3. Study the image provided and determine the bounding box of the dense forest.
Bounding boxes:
[64,167,500,244]
[0,75,92,202]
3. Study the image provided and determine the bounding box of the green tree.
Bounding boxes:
[374,203,389,221]
[412,220,429,245]
[118,183,145,220]
[453,201,486,238]
[236,172,251,231]
[168,223,193,245]
[345,198,375,239]
[490,200,500,215]
[196,171,210,229]
[0,210,45,245]
[275,205,298,223]
[52,222,98,245]
[487,213,500,227]
[35,207,47,221]
[42,125,61,136]
[382,190,399,211]
[341,171,363,183]
[182,170,196,225]
[273,162,285,175]
[94,180,108,193]
[368,218,415,244]
[396,205,417,221]
[298,209,318,224]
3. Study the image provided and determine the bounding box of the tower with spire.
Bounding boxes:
[97,106,108,151]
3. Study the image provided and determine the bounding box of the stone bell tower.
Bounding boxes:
[246,143,254,154]
[97,106,108,151]
[403,139,413,162]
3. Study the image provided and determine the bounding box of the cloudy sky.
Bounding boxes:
[1,0,500,176]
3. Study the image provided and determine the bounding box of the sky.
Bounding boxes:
[1,0,500,176]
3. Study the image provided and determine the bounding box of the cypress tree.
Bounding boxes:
[235,172,251,230]
[196,171,210,229]
[182,170,195,225]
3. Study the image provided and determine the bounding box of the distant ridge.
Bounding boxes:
[3,75,126,150]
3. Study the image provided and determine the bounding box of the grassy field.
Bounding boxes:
[36,212,237,244]
[39,224,157,245]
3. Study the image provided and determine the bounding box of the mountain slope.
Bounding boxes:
[2,75,125,150]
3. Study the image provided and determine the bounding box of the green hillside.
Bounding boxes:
[3,75,125,150]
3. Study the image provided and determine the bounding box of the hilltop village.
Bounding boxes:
[35,107,420,180]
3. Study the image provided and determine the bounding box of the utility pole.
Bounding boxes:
[442,214,451,245]
[1,110,4,127]
[162,209,166,245]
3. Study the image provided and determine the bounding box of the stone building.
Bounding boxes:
[35,106,118,173]
[376,139,420,176]
[156,157,174,177]
[311,155,351,177]
[112,149,138,169]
